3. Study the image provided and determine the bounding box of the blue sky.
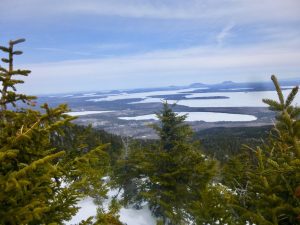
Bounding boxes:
[1,0,300,94]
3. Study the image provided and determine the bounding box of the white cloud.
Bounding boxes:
[19,39,300,94]
[216,23,235,46]
[2,0,299,94]
[2,0,300,24]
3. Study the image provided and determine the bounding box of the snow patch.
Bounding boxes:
[119,112,257,122]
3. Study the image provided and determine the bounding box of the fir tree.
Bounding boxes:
[129,102,217,224]
[0,39,119,224]
[226,75,300,224]
[0,38,35,111]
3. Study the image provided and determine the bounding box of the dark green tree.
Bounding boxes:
[110,138,146,207]
[128,102,217,224]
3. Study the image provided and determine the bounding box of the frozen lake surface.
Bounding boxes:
[59,86,300,109]
[119,112,257,122]
[130,90,300,107]
[66,111,113,116]
[86,88,201,102]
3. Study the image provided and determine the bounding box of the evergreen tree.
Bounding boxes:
[129,102,217,224]
[0,38,35,111]
[111,138,147,207]
[0,39,118,224]
[188,182,237,225]
[225,75,300,224]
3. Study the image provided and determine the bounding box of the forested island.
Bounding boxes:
[1,39,300,225]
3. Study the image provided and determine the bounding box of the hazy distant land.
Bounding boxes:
[38,78,299,138]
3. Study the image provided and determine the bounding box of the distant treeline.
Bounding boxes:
[60,123,273,164]
[195,125,272,162]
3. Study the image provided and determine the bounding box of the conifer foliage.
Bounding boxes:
[226,75,300,224]
[122,102,217,224]
[0,39,111,224]
[0,38,35,110]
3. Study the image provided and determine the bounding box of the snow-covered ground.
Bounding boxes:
[119,205,156,225]
[119,112,257,122]
[66,189,156,225]
[66,197,98,224]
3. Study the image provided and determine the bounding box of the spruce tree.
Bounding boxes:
[0,39,116,224]
[225,75,300,224]
[133,102,217,224]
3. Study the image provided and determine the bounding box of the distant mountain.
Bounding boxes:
[221,81,235,85]
[189,83,207,88]
[38,77,300,97]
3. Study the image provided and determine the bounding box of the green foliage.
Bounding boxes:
[188,183,238,225]
[0,38,35,110]
[50,124,123,167]
[195,126,271,162]
[225,75,300,224]
[0,39,119,224]
[114,102,218,224]
[152,102,193,151]
[95,198,123,225]
[110,138,147,207]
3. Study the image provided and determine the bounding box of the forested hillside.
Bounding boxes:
[1,39,300,224]
[196,125,272,162]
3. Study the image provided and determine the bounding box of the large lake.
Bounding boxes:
[82,88,300,107]
[119,112,257,122]
[129,90,300,107]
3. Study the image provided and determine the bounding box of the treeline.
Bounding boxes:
[1,39,300,225]
[196,125,272,162]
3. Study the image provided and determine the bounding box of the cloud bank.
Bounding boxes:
[0,0,299,94]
